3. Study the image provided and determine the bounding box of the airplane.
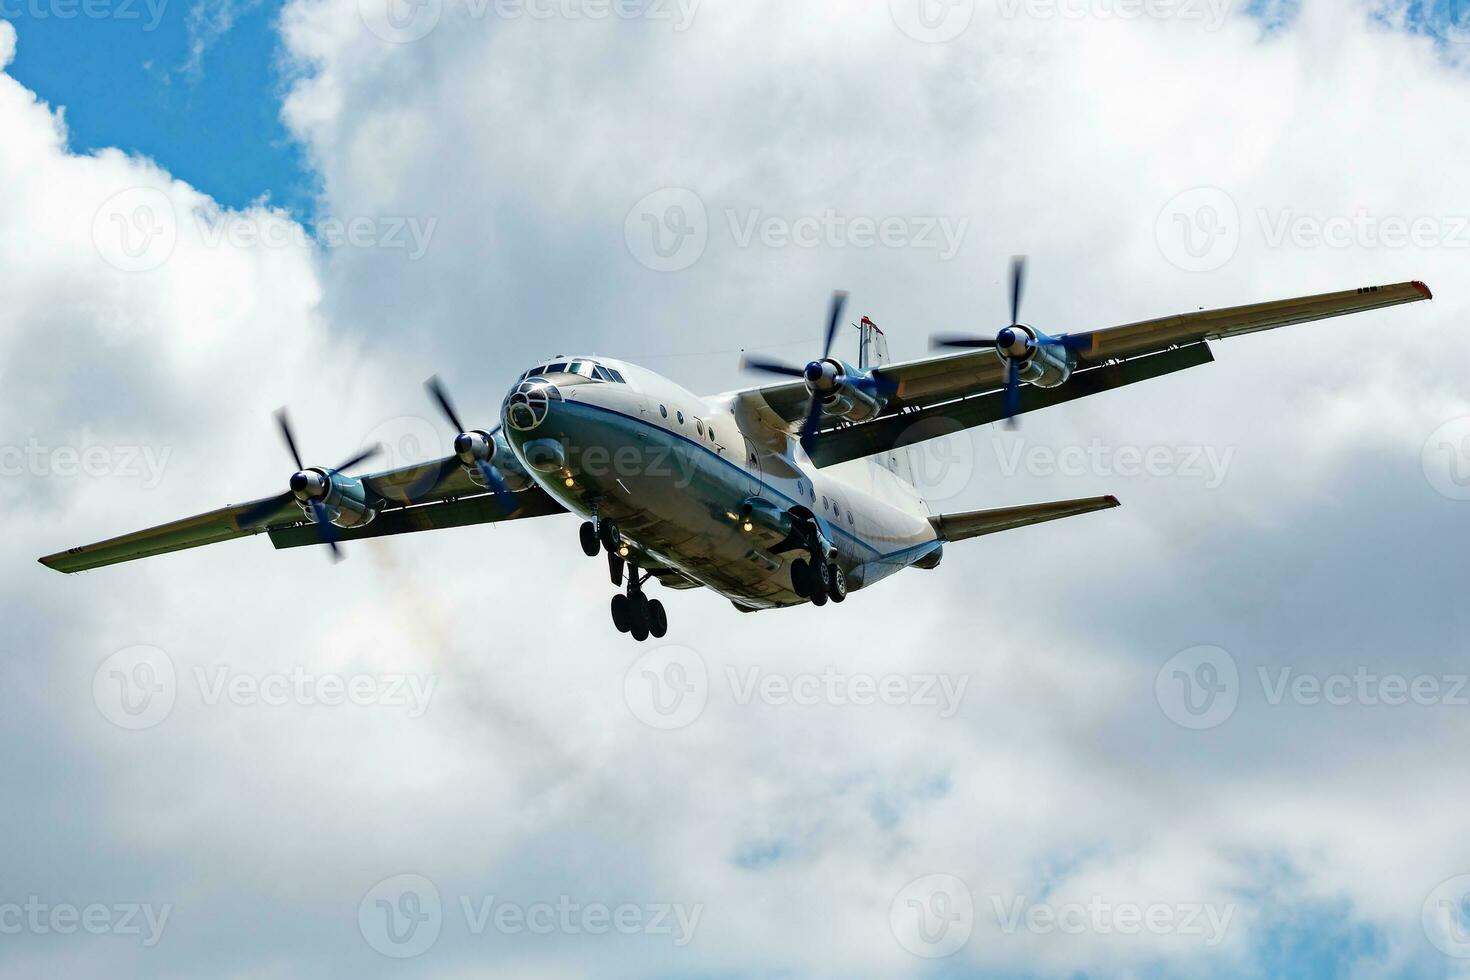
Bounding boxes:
[39,261,1433,641]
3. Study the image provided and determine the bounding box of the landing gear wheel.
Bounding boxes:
[610,593,631,633]
[827,563,847,603]
[608,552,625,587]
[790,558,810,598]
[580,521,600,557]
[599,520,621,553]
[647,599,668,638]
[808,560,829,607]
[628,591,651,641]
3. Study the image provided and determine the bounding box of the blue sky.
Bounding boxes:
[5,0,313,214]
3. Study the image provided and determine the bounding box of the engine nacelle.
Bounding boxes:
[292,469,377,528]
[1005,325,1075,389]
[457,428,535,492]
[810,359,890,424]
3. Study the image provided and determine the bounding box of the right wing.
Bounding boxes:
[38,456,563,574]
[736,280,1432,466]
[930,495,1121,542]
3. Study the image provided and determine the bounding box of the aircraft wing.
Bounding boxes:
[740,280,1432,464]
[37,456,564,574]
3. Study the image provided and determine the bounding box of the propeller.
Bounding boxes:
[273,408,381,562]
[424,375,519,514]
[741,291,850,453]
[929,256,1088,429]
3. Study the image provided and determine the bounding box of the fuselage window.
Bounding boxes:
[821,495,828,510]
[696,419,705,436]
[708,426,716,443]
[660,404,668,418]
[676,411,685,425]
[847,512,855,526]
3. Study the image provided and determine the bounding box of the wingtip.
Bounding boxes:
[1412,280,1433,300]
[1105,495,1122,508]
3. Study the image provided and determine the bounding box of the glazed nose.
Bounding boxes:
[503,380,561,433]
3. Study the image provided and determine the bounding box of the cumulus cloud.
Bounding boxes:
[4,1,1470,977]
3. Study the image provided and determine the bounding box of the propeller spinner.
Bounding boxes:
[930,256,1086,428]
[741,291,850,454]
[424,375,519,515]
[273,409,380,562]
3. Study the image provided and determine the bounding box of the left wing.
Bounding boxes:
[739,280,1432,464]
[38,456,563,574]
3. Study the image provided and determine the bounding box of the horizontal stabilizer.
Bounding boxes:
[929,495,1120,543]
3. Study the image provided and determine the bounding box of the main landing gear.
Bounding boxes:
[582,519,668,641]
[790,553,847,606]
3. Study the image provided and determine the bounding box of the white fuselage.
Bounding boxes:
[499,358,941,609]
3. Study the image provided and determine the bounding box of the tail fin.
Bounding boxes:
[858,316,918,486]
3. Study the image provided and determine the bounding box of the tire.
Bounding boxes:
[790,558,810,598]
[610,593,631,633]
[827,563,848,603]
[808,561,829,607]
[580,521,600,557]
[648,600,668,638]
[600,520,621,553]
[630,594,650,641]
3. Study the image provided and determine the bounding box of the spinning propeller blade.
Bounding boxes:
[272,408,378,563]
[740,292,849,455]
[423,375,520,515]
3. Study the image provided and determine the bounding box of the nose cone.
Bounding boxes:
[289,471,311,494]
[452,432,474,456]
[803,361,824,384]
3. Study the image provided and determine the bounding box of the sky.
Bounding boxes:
[3,0,1470,978]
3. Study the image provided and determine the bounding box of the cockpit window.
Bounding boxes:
[570,361,594,378]
[546,362,569,375]
[592,365,615,382]
[526,365,546,377]
[606,368,627,384]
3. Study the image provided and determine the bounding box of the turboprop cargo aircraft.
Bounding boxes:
[39,262,1433,640]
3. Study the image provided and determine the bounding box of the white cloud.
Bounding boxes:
[6,2,1470,977]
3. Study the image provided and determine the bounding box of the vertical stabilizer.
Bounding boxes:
[857,316,918,487]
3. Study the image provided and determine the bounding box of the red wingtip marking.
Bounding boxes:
[1412,280,1433,300]
[1105,495,1121,507]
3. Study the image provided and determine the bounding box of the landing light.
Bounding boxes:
[563,477,575,487]
[618,544,630,558]
[742,521,754,532]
